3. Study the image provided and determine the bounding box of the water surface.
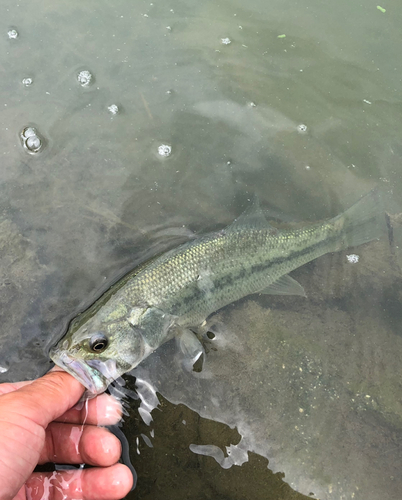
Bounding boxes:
[1,0,402,498]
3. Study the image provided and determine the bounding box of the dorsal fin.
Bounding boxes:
[227,197,276,232]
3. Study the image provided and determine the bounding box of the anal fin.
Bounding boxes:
[259,274,306,297]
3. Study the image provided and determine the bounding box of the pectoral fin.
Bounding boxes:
[259,274,306,297]
[176,328,205,372]
[177,328,204,360]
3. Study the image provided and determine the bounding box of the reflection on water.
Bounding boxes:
[1,0,402,498]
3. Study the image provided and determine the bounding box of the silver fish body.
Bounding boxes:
[50,191,383,395]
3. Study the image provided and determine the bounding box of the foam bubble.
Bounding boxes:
[158,144,172,157]
[7,29,18,39]
[77,70,93,87]
[346,254,359,264]
[108,104,119,115]
[297,123,308,134]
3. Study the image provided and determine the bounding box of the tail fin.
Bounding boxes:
[334,189,386,249]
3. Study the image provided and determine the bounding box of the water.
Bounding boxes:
[1,0,402,498]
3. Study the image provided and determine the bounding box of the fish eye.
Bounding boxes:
[89,333,108,353]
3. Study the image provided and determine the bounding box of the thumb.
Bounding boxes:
[0,370,85,428]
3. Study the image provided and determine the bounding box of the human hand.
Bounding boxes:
[0,370,133,500]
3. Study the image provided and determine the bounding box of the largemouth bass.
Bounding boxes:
[50,191,384,396]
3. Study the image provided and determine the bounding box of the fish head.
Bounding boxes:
[50,304,149,396]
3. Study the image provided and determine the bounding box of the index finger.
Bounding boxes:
[57,393,123,426]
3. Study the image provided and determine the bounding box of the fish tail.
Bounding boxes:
[334,188,386,249]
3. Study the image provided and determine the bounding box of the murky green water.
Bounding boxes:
[1,0,402,498]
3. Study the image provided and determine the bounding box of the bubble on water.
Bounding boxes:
[305,165,311,170]
[248,102,257,108]
[346,254,359,264]
[158,144,172,157]
[7,29,18,39]
[26,135,42,151]
[22,127,37,138]
[77,70,93,87]
[0,366,8,374]
[20,126,44,154]
[108,104,119,115]
[221,37,231,45]
[297,123,308,134]
[22,77,33,87]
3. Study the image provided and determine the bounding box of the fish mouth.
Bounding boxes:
[50,350,114,396]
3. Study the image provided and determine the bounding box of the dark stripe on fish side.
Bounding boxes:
[214,229,340,289]
[249,230,341,275]
[171,228,342,311]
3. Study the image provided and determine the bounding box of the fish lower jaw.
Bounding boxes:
[51,351,109,395]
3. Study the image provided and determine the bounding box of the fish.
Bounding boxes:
[50,190,384,397]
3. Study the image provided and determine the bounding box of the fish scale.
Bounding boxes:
[119,221,336,323]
